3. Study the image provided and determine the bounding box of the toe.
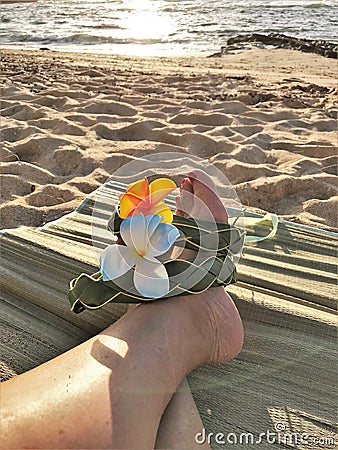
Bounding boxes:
[187,170,228,223]
[175,196,188,218]
[175,177,194,217]
[187,169,218,193]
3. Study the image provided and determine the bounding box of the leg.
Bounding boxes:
[1,170,243,449]
[1,289,242,449]
[155,378,210,450]
[155,169,239,449]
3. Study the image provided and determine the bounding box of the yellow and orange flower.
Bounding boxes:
[119,177,176,223]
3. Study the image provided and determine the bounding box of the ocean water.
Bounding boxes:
[1,0,337,55]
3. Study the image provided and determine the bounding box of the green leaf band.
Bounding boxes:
[68,212,244,313]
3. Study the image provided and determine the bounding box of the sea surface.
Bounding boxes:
[1,0,337,55]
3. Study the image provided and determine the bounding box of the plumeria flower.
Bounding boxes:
[119,177,176,223]
[100,213,180,298]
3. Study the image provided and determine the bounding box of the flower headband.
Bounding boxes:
[69,177,244,313]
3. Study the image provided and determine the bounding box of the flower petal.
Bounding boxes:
[148,222,180,257]
[145,214,162,240]
[120,213,147,255]
[134,257,169,298]
[151,202,173,223]
[119,193,141,218]
[126,178,149,199]
[100,244,138,281]
[132,198,152,216]
[149,178,176,205]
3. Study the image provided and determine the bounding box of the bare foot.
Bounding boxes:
[174,169,243,364]
[129,169,243,364]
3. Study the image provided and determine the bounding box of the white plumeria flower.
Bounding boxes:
[100,213,180,298]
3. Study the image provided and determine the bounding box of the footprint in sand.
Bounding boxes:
[227,145,267,164]
[42,89,91,100]
[289,158,323,176]
[213,160,277,185]
[3,104,47,121]
[0,203,44,229]
[53,147,83,176]
[13,136,75,164]
[79,69,107,78]
[178,133,219,157]
[78,100,137,117]
[33,95,70,109]
[211,101,250,115]
[94,115,137,125]
[321,156,338,176]
[1,100,17,110]
[0,147,19,163]
[230,125,263,137]
[272,142,337,158]
[140,111,167,120]
[94,120,166,142]
[242,132,273,150]
[0,125,42,143]
[208,126,235,138]
[2,162,55,185]
[1,86,24,97]
[0,175,33,202]
[236,174,337,213]
[170,112,232,127]
[28,118,86,136]
[302,197,338,229]
[244,110,298,122]
[26,185,77,207]
[185,101,210,111]
[66,177,100,195]
[310,119,336,132]
[64,114,97,127]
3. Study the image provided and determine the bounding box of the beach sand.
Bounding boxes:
[1,48,337,231]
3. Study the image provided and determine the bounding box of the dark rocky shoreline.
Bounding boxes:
[210,33,337,59]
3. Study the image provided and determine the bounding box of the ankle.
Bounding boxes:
[184,287,244,365]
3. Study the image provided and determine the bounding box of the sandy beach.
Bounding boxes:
[1,48,337,231]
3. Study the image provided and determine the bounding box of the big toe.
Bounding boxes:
[177,169,228,222]
[175,177,194,218]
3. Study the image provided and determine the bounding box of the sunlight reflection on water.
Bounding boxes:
[0,0,336,55]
